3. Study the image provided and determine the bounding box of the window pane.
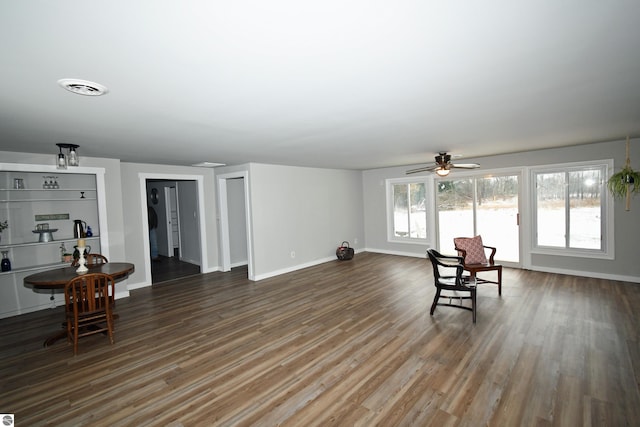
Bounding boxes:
[392,182,427,239]
[536,172,566,247]
[409,183,426,238]
[393,184,409,237]
[437,179,473,254]
[569,169,601,249]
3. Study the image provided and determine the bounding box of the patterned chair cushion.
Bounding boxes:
[454,235,488,265]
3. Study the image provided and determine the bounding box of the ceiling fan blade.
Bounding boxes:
[406,165,438,174]
[451,163,480,169]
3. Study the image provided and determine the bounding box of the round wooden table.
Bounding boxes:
[24,262,135,346]
[24,262,135,288]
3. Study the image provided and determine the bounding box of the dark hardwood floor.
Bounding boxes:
[1,252,639,426]
[151,255,201,284]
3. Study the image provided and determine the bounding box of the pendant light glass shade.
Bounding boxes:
[56,148,67,169]
[68,147,79,166]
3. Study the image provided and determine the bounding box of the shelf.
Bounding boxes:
[0,188,96,191]
[0,236,100,249]
[0,198,96,202]
[0,188,96,203]
[0,261,70,276]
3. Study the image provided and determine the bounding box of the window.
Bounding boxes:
[532,160,613,258]
[386,178,431,243]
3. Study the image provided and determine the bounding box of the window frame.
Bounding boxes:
[434,170,521,264]
[385,176,434,245]
[530,159,614,259]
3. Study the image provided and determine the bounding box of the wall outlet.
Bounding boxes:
[290,251,296,258]
[354,238,358,245]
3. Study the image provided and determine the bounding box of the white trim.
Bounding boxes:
[231,260,248,268]
[364,247,426,259]
[253,255,338,281]
[432,167,523,267]
[520,167,533,270]
[530,159,614,260]
[528,265,640,284]
[363,248,640,284]
[385,176,434,245]
[138,173,210,290]
[216,170,255,280]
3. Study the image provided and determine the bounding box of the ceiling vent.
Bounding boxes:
[57,79,109,96]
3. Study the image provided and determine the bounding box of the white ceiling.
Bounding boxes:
[1,1,639,170]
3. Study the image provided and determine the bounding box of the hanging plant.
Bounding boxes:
[0,220,7,233]
[607,136,640,211]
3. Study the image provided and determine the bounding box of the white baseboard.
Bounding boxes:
[365,248,639,284]
[231,261,248,269]
[253,255,337,281]
[364,247,426,259]
[127,280,152,291]
[528,265,640,284]
[202,265,220,274]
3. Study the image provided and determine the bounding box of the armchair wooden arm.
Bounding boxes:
[453,240,502,296]
[455,245,497,265]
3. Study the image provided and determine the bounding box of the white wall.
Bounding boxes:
[243,163,364,280]
[362,138,640,281]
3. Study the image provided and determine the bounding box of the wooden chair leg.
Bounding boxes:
[430,289,441,315]
[107,314,115,345]
[498,267,502,296]
[471,289,477,323]
[73,325,79,355]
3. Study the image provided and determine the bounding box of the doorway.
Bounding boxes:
[436,173,521,265]
[217,170,254,280]
[146,179,201,283]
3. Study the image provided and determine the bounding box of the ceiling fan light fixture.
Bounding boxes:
[406,152,480,175]
[435,167,450,177]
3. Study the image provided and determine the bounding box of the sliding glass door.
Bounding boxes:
[436,173,520,263]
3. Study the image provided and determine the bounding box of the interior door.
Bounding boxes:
[164,186,179,257]
[437,173,520,264]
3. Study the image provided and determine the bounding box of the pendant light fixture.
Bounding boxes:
[68,146,79,166]
[56,145,67,170]
[55,143,80,168]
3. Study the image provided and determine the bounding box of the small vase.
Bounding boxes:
[1,251,11,272]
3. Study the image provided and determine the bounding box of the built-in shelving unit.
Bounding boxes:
[0,163,108,318]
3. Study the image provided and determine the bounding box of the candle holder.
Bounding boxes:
[76,246,88,275]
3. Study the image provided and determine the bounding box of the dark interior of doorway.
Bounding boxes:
[146,178,202,284]
[152,256,200,284]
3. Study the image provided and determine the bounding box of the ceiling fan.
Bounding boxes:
[406,152,480,176]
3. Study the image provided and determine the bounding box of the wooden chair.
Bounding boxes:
[71,253,108,267]
[71,254,114,305]
[453,236,502,296]
[64,273,115,355]
[427,249,477,323]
